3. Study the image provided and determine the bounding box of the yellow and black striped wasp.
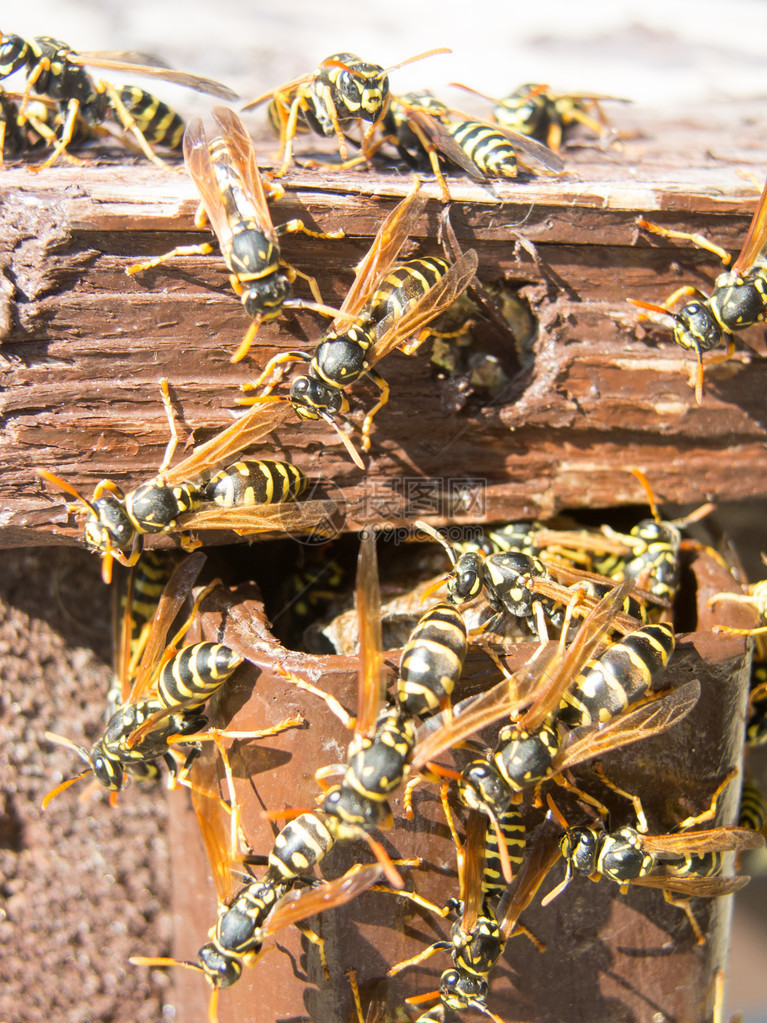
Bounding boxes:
[39,384,340,582]
[241,48,449,176]
[629,174,767,403]
[127,106,345,364]
[0,33,237,166]
[544,776,765,944]
[450,81,628,152]
[389,790,558,1023]
[41,552,258,804]
[374,89,564,202]
[130,745,383,1023]
[411,581,699,840]
[244,179,478,462]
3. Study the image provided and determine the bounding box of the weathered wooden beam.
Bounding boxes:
[2,105,766,549]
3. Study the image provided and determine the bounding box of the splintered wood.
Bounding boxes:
[1,100,766,550]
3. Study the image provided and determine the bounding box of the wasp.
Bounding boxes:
[388,789,554,1023]
[628,174,767,403]
[372,89,564,202]
[415,518,661,643]
[127,106,345,364]
[531,469,714,607]
[41,552,264,802]
[244,179,478,461]
[130,748,383,1022]
[397,600,468,719]
[544,776,765,943]
[411,582,698,834]
[0,33,237,166]
[242,48,449,176]
[709,564,767,745]
[451,81,627,152]
[39,383,339,582]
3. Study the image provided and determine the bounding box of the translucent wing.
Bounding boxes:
[189,751,238,906]
[182,115,236,258]
[732,175,767,276]
[332,180,428,324]
[355,531,386,743]
[129,551,206,704]
[641,826,765,857]
[366,249,479,366]
[411,640,560,770]
[260,863,384,936]
[498,818,563,940]
[70,52,238,100]
[179,497,341,538]
[629,874,750,897]
[552,679,701,775]
[211,106,276,240]
[162,397,292,486]
[460,810,489,933]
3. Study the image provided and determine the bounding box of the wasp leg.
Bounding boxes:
[663,890,705,944]
[275,94,303,177]
[360,370,390,452]
[100,80,168,169]
[674,770,736,832]
[636,218,731,266]
[592,763,648,833]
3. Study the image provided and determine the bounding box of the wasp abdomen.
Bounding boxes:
[202,459,307,506]
[157,641,242,709]
[398,602,468,717]
[557,622,675,727]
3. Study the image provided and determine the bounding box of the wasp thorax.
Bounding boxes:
[495,722,560,789]
[599,826,650,881]
[458,759,512,815]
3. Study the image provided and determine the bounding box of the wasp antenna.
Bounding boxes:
[319,410,365,469]
[41,770,93,809]
[129,954,205,974]
[540,868,572,907]
[362,833,404,889]
[413,520,458,566]
[545,792,570,830]
[230,314,264,364]
[38,468,97,514]
[380,47,452,77]
[629,468,661,524]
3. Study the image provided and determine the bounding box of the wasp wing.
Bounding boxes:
[162,396,291,487]
[629,873,750,897]
[732,175,767,276]
[411,639,560,771]
[260,863,384,936]
[129,551,207,704]
[211,106,276,240]
[241,71,316,112]
[551,679,700,776]
[460,810,489,933]
[331,180,428,326]
[640,826,765,857]
[189,750,239,906]
[354,531,386,744]
[179,497,341,539]
[497,818,563,940]
[71,52,238,100]
[366,249,478,366]
[182,115,237,258]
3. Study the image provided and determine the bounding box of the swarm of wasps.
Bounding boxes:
[5,30,763,1023]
